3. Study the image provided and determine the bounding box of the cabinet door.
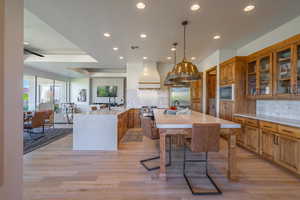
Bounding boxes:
[277,135,299,171]
[226,63,234,84]
[258,54,273,97]
[295,43,300,95]
[134,109,141,128]
[233,117,245,145]
[220,65,227,85]
[245,126,259,153]
[247,60,257,97]
[274,46,293,97]
[261,130,275,160]
[219,101,234,121]
[128,109,134,128]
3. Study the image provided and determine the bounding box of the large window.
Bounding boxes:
[170,87,191,107]
[23,75,36,111]
[37,77,54,110]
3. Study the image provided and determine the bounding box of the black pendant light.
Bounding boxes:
[170,21,201,83]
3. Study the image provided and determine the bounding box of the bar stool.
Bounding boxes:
[140,116,172,171]
[183,123,222,195]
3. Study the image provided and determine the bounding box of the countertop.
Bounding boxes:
[154,109,240,129]
[234,113,300,128]
[75,107,129,116]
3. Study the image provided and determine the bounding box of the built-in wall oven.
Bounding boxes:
[220,84,234,101]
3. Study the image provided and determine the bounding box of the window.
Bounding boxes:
[36,77,54,110]
[23,75,36,111]
[170,87,191,107]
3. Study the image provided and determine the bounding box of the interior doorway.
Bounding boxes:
[206,66,217,116]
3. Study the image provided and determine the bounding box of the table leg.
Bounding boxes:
[227,129,239,181]
[159,129,167,180]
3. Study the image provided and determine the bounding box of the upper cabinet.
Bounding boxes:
[245,34,300,100]
[220,63,234,86]
[274,46,293,97]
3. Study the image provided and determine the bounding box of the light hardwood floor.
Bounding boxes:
[24,130,300,200]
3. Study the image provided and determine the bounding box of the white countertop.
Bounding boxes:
[75,107,129,116]
[154,109,241,129]
[234,113,300,128]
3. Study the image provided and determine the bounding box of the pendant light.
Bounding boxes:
[170,21,201,83]
[164,43,189,87]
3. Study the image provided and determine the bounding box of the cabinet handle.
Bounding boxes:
[281,129,293,134]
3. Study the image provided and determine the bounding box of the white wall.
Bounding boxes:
[91,77,125,104]
[237,15,300,56]
[0,0,23,199]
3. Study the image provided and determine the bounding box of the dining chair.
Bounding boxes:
[24,111,47,139]
[43,110,54,128]
[140,115,172,171]
[183,123,222,195]
[91,106,98,111]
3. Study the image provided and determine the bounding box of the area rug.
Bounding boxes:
[121,128,143,143]
[23,128,72,154]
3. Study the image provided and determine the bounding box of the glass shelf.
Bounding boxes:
[247,61,257,96]
[276,49,292,95]
[259,56,271,95]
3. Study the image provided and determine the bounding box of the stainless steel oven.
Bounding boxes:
[220,84,234,101]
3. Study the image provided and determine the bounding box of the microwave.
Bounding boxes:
[220,84,234,101]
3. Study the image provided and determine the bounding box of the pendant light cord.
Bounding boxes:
[182,21,188,59]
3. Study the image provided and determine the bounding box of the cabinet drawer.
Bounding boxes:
[233,117,245,125]
[260,121,278,132]
[278,125,300,139]
[245,118,258,127]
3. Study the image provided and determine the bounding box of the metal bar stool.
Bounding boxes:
[183,123,222,195]
[140,115,172,171]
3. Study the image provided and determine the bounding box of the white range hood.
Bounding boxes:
[138,61,161,89]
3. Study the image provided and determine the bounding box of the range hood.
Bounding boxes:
[139,62,161,89]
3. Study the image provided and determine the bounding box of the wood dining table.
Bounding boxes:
[153,109,241,181]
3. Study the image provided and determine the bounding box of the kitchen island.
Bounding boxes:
[73,108,130,151]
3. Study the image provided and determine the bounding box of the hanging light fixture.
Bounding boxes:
[170,21,201,83]
[164,43,189,87]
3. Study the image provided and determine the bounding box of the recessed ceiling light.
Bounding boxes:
[167,57,172,60]
[171,47,176,51]
[104,32,111,37]
[190,4,200,11]
[140,33,147,39]
[113,47,119,51]
[213,35,221,40]
[191,57,196,60]
[143,56,148,60]
[136,2,146,10]
[119,56,124,60]
[244,4,255,12]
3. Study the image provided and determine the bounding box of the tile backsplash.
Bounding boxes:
[257,100,300,120]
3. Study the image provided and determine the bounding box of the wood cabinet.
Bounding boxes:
[190,75,203,112]
[127,109,141,129]
[220,63,234,85]
[276,135,299,172]
[245,126,260,153]
[245,34,300,99]
[219,101,234,121]
[261,130,275,160]
[118,111,129,143]
[219,57,256,121]
[235,115,300,175]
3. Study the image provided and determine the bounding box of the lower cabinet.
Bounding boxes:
[260,130,275,160]
[127,109,141,129]
[276,135,300,172]
[234,116,300,175]
[220,101,234,121]
[245,126,260,153]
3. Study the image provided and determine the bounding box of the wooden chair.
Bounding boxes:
[43,110,54,128]
[183,123,222,195]
[91,106,98,111]
[24,111,47,139]
[140,116,172,171]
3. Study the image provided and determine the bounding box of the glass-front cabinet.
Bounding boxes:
[296,44,300,95]
[247,60,257,97]
[258,54,272,96]
[274,47,293,97]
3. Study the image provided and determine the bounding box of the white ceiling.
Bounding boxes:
[24,0,300,77]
